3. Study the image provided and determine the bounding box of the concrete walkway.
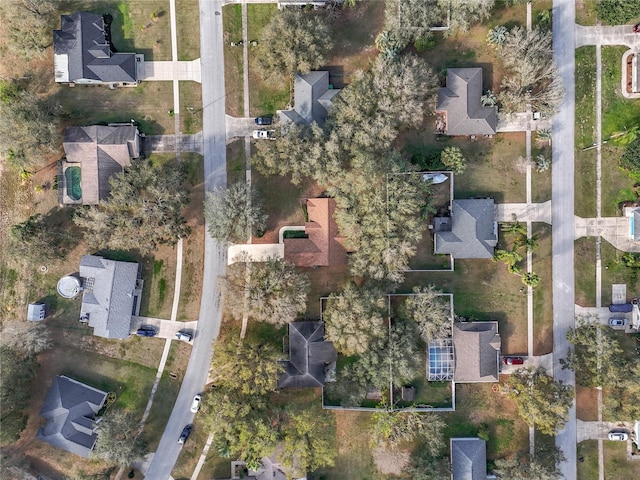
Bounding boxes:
[496,201,552,224]
[142,60,202,83]
[575,24,640,48]
[144,132,204,155]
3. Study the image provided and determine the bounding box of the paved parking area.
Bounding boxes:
[226,115,260,140]
[131,316,198,342]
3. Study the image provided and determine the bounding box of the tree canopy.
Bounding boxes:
[9,210,78,263]
[596,0,640,24]
[400,286,451,342]
[221,256,309,325]
[73,159,190,254]
[323,283,387,356]
[504,367,574,436]
[619,136,640,174]
[370,408,446,455]
[93,410,146,467]
[603,363,640,422]
[210,335,282,396]
[256,8,333,82]
[0,0,60,60]
[204,182,267,243]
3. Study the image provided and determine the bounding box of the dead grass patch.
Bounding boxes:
[175,0,200,60]
[576,385,599,421]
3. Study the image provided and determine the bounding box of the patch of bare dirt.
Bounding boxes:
[372,446,410,476]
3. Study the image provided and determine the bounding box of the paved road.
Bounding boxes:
[552,2,577,478]
[143,0,227,477]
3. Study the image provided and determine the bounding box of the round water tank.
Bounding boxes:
[57,275,82,299]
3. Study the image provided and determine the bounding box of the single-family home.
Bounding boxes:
[434,199,498,259]
[436,68,498,136]
[36,375,108,457]
[450,437,493,480]
[452,321,501,383]
[278,321,337,389]
[60,125,141,205]
[78,255,143,339]
[284,198,349,267]
[53,12,143,86]
[279,71,340,128]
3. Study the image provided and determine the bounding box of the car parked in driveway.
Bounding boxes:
[136,327,157,337]
[190,394,201,413]
[254,116,273,126]
[178,424,192,445]
[175,331,192,342]
[422,173,448,184]
[608,431,629,441]
[503,356,525,365]
[609,318,626,327]
[252,129,275,140]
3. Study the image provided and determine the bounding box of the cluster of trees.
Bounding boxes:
[0,0,61,60]
[204,334,336,473]
[9,209,79,263]
[254,53,439,282]
[323,284,450,407]
[73,160,190,254]
[494,220,541,287]
[493,443,565,480]
[0,322,52,445]
[0,80,62,169]
[383,0,495,51]
[256,8,333,83]
[489,26,563,115]
[93,410,146,468]
[370,407,446,454]
[503,367,574,435]
[204,182,267,244]
[221,256,309,326]
[596,0,640,24]
[619,136,640,174]
[562,316,640,421]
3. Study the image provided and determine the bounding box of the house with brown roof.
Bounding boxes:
[59,125,141,205]
[284,198,348,267]
[436,68,498,136]
[452,321,501,383]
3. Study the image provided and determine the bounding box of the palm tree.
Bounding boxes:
[487,25,508,47]
[501,221,527,237]
[535,154,551,172]
[524,235,539,252]
[481,90,498,107]
[536,128,552,145]
[522,272,540,288]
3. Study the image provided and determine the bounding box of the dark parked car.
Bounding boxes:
[609,303,633,313]
[503,356,524,365]
[254,116,273,126]
[136,327,157,337]
[178,424,192,445]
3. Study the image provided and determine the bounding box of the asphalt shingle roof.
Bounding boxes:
[452,322,501,383]
[279,71,340,127]
[437,68,498,136]
[53,12,138,84]
[450,437,488,480]
[278,321,337,389]
[79,255,139,339]
[434,199,497,259]
[37,376,107,458]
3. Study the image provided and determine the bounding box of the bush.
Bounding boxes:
[597,0,640,24]
[620,137,640,174]
[414,36,435,52]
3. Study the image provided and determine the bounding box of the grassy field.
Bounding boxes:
[533,223,553,355]
[175,0,200,60]
[531,143,552,203]
[227,139,246,185]
[604,442,640,478]
[575,238,597,306]
[575,46,598,219]
[576,0,598,25]
[180,82,203,134]
[601,46,640,140]
[601,240,640,305]
[222,4,244,116]
[578,440,599,480]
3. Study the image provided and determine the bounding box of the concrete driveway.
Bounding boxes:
[131,316,198,341]
[142,60,202,83]
[226,115,262,139]
[496,201,552,224]
[577,420,632,443]
[575,24,640,48]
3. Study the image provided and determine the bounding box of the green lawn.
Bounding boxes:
[176,0,200,60]
[601,240,640,305]
[222,4,244,116]
[576,0,598,26]
[531,143,552,203]
[575,148,597,219]
[575,238,597,307]
[604,442,640,479]
[575,47,597,148]
[533,223,553,355]
[577,440,599,480]
[180,81,203,134]
[601,46,640,140]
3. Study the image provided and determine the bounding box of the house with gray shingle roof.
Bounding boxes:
[437,68,498,136]
[54,12,143,86]
[434,199,497,259]
[450,437,491,480]
[79,255,142,339]
[36,375,108,458]
[452,322,501,383]
[279,71,340,128]
[60,125,141,205]
[278,321,337,389]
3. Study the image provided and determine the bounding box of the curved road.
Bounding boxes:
[144,0,227,478]
[551,1,576,478]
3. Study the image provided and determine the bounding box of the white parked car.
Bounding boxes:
[608,431,629,441]
[252,130,275,140]
[422,173,448,184]
[175,331,192,342]
[609,317,626,327]
[190,394,201,413]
